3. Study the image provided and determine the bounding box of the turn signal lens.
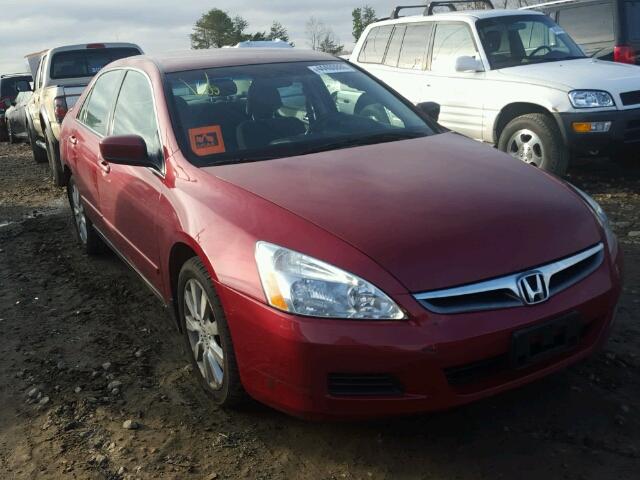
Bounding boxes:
[572,121,611,133]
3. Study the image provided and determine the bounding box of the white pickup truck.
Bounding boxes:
[26,43,142,185]
[350,2,640,175]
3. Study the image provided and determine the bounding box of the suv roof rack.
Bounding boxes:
[390,0,494,19]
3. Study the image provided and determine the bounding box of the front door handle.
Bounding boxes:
[99,160,111,174]
[69,135,78,146]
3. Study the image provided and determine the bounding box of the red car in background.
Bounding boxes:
[59,49,622,419]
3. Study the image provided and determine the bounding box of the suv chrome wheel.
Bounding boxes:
[70,182,88,244]
[506,129,545,166]
[183,278,225,390]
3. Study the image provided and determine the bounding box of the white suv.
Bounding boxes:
[350,3,640,174]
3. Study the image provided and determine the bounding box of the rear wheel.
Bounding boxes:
[29,125,48,164]
[498,113,569,176]
[7,122,15,144]
[178,257,246,407]
[45,129,65,186]
[67,176,104,255]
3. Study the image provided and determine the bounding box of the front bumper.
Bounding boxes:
[555,108,640,154]
[217,247,622,420]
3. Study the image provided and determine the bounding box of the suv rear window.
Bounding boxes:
[557,3,614,44]
[0,76,32,99]
[625,1,640,42]
[50,47,141,80]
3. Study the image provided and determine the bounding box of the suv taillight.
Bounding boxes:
[54,97,68,123]
[614,45,636,64]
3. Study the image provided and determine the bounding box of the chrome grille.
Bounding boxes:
[414,243,604,314]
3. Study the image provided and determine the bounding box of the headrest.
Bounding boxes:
[247,79,287,119]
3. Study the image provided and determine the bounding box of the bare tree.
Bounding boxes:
[306,16,326,50]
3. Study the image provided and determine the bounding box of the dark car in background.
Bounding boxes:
[523,0,640,64]
[0,73,32,141]
[6,90,33,143]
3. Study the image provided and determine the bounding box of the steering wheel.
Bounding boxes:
[307,112,342,134]
[529,45,553,57]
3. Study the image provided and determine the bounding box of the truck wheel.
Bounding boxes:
[45,130,65,187]
[29,126,48,164]
[67,176,104,255]
[498,113,569,176]
[177,257,246,407]
[7,122,15,144]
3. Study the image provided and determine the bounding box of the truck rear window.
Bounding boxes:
[50,47,141,80]
[625,1,640,42]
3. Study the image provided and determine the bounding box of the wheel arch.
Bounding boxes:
[493,102,557,144]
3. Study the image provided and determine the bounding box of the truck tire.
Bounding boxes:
[28,125,48,164]
[7,122,16,144]
[498,113,569,176]
[45,128,65,187]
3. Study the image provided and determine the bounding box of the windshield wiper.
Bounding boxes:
[297,131,426,156]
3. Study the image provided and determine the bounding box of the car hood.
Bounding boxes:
[209,133,601,292]
[496,58,640,94]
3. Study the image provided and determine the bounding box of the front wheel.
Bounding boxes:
[178,257,246,407]
[45,130,65,186]
[7,122,15,144]
[498,113,569,176]
[28,125,48,164]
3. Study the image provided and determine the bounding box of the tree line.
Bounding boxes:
[190,5,379,54]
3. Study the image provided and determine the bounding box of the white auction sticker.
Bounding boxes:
[551,26,565,35]
[308,63,356,75]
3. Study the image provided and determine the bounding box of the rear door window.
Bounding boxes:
[358,26,394,64]
[557,3,614,44]
[431,23,479,72]
[50,47,141,80]
[625,1,640,42]
[79,70,124,136]
[384,26,406,67]
[398,23,432,69]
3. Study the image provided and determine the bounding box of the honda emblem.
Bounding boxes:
[517,272,549,305]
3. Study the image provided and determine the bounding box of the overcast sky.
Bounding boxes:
[0,0,402,75]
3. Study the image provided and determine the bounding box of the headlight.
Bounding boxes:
[255,242,406,320]
[568,184,617,253]
[569,90,615,108]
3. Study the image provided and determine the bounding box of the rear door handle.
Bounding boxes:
[69,136,78,145]
[99,160,111,174]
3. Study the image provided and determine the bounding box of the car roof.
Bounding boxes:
[374,8,544,26]
[0,73,32,79]
[112,48,339,73]
[521,0,601,9]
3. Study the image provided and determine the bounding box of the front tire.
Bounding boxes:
[67,176,104,255]
[178,257,246,407]
[7,122,15,144]
[498,113,569,176]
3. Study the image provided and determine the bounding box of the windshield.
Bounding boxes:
[476,15,585,69]
[50,47,141,80]
[166,61,436,166]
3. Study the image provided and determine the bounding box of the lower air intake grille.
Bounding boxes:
[328,374,403,397]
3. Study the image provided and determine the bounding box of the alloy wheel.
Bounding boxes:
[183,279,225,390]
[506,128,545,167]
[70,183,88,244]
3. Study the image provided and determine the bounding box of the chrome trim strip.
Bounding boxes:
[414,243,604,312]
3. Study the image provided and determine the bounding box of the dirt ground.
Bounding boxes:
[0,141,638,480]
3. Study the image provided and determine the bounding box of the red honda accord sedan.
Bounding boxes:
[59,49,622,419]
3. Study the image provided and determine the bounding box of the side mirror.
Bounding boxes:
[99,135,154,167]
[417,101,440,122]
[455,56,485,73]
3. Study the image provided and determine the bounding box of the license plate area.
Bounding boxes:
[511,313,583,369]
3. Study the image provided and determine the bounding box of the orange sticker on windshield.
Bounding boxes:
[189,125,225,156]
